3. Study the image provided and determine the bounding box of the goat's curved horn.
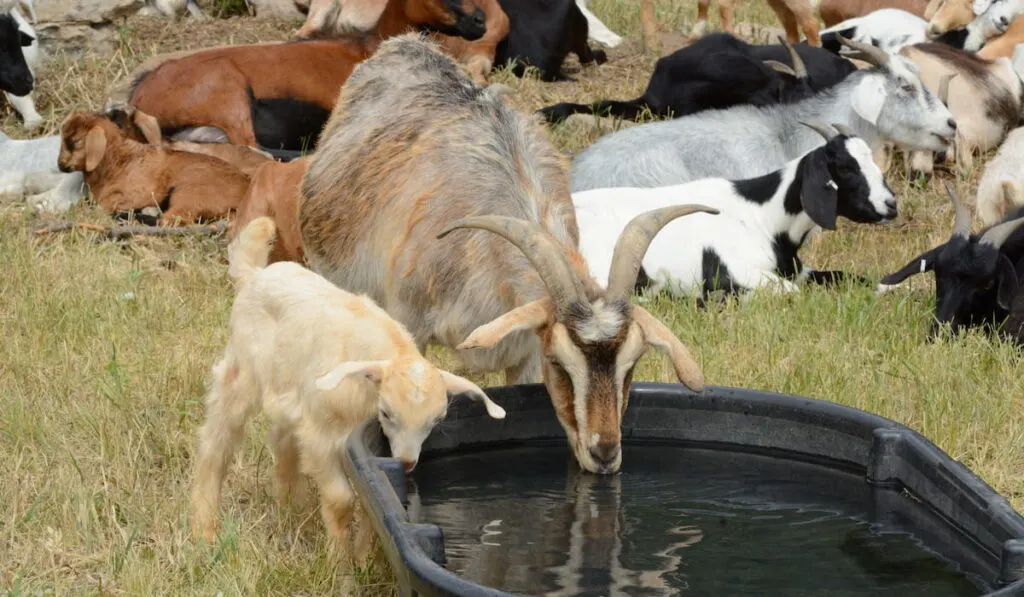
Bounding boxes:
[764,60,797,77]
[979,215,1024,248]
[777,36,808,79]
[838,35,890,67]
[943,181,972,240]
[798,120,836,141]
[605,205,720,303]
[437,216,588,318]
[937,73,955,105]
[831,123,857,137]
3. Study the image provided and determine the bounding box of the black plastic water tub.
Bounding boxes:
[342,383,1024,596]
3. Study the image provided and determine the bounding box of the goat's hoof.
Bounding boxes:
[22,118,42,132]
[592,49,608,65]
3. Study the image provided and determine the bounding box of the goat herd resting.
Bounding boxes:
[6,0,1024,570]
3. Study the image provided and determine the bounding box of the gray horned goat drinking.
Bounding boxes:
[298,34,717,475]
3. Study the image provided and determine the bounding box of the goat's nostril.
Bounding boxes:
[885,198,898,211]
[947,118,957,131]
[1000,16,1010,28]
[589,443,620,467]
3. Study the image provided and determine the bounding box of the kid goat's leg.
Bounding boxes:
[269,421,311,510]
[190,357,259,541]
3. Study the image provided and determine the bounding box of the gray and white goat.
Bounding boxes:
[574,123,896,300]
[299,34,716,476]
[570,38,957,192]
[0,132,86,213]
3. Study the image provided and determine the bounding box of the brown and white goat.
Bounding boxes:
[128,0,486,148]
[57,112,251,225]
[228,157,311,264]
[898,43,1023,177]
[299,34,715,475]
[190,216,504,548]
[818,0,929,27]
[110,106,274,177]
[297,0,508,83]
[687,0,822,46]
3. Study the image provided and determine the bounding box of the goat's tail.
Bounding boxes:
[228,217,276,290]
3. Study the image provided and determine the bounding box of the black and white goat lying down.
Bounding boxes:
[573,123,895,300]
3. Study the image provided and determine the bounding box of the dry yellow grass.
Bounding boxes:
[2,1,1023,595]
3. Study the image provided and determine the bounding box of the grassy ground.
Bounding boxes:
[3,1,1023,595]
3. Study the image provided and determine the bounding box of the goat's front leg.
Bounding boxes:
[765,0,801,43]
[718,0,735,34]
[687,0,711,40]
[5,91,42,131]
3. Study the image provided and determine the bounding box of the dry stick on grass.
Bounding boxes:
[33,220,229,240]
[640,0,660,55]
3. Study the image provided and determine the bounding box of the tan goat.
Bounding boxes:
[898,43,1022,177]
[300,34,715,476]
[56,112,251,225]
[191,216,505,548]
[228,156,312,264]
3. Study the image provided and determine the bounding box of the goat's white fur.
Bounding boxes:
[573,138,894,297]
[575,0,623,48]
[822,9,931,53]
[0,132,86,213]
[190,217,503,548]
[977,126,1024,226]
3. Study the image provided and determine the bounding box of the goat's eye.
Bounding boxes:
[380,410,393,423]
[984,280,996,290]
[901,83,915,93]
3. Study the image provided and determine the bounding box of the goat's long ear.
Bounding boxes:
[800,149,839,230]
[84,126,107,173]
[457,298,552,350]
[851,76,886,125]
[439,371,506,419]
[631,305,704,393]
[879,247,940,285]
[996,253,1020,311]
[315,360,389,391]
[132,110,163,145]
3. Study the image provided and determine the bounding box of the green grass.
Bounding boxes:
[2,1,1023,595]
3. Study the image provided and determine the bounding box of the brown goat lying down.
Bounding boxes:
[111,106,274,178]
[57,112,251,225]
[127,0,487,150]
[228,157,311,264]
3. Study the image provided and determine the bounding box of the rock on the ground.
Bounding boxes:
[37,0,145,23]
[247,0,303,19]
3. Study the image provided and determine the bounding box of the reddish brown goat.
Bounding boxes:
[128,0,486,148]
[228,157,311,264]
[818,0,929,26]
[56,112,251,226]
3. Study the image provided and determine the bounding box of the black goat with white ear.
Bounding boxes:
[572,121,897,301]
[879,182,1024,342]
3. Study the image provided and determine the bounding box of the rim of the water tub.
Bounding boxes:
[342,382,1024,597]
